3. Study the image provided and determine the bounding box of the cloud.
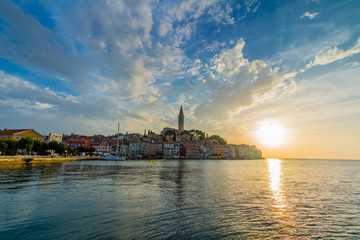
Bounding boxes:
[193,38,296,122]
[0,1,89,85]
[244,0,261,13]
[307,38,360,68]
[301,12,319,19]
[344,61,359,67]
[158,16,174,36]
[0,70,157,134]
[207,3,234,25]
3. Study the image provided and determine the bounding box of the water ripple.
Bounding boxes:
[1,159,360,239]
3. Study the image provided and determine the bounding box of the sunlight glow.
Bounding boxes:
[268,158,286,210]
[257,121,286,146]
[268,158,281,195]
[268,158,290,225]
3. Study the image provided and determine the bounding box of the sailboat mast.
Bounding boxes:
[116,122,120,153]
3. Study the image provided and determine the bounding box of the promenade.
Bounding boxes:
[0,155,100,164]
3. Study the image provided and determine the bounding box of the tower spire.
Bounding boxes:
[178,105,184,133]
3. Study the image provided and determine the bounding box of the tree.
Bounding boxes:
[209,135,227,145]
[163,129,175,136]
[32,140,42,153]
[56,143,66,154]
[40,142,49,155]
[87,147,96,153]
[18,137,35,152]
[181,129,205,140]
[48,141,58,151]
[0,140,8,155]
[77,146,86,152]
[181,130,191,135]
[48,141,66,154]
[5,140,18,155]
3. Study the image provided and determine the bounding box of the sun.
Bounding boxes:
[256,122,286,146]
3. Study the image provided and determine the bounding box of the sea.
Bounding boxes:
[1,159,359,239]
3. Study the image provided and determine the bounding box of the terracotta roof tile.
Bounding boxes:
[0,129,30,135]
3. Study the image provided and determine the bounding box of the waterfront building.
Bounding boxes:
[228,144,236,159]
[115,143,128,156]
[129,140,140,158]
[184,142,201,158]
[179,144,186,158]
[149,143,157,158]
[211,144,223,159]
[0,129,44,142]
[200,144,212,159]
[155,142,163,157]
[65,134,91,149]
[163,142,180,158]
[178,105,184,133]
[93,144,111,153]
[47,133,63,143]
[238,144,250,159]
[139,140,150,158]
[224,146,230,159]
[66,139,91,149]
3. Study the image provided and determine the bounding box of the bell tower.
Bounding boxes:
[178,105,184,133]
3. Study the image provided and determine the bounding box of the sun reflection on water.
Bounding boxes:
[267,158,286,210]
[267,159,300,236]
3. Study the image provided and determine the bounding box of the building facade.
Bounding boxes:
[47,133,63,143]
[0,129,44,142]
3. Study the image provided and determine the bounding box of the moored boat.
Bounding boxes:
[100,123,126,161]
[100,153,126,161]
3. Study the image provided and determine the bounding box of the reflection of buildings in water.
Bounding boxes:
[175,160,185,206]
[158,160,186,206]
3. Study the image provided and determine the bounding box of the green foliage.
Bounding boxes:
[163,129,175,136]
[77,146,86,152]
[32,140,42,152]
[48,141,66,154]
[18,137,34,152]
[181,129,206,140]
[40,142,49,155]
[4,140,18,155]
[0,139,67,156]
[56,143,66,154]
[209,135,227,145]
[87,147,96,153]
[67,148,75,155]
[0,140,8,155]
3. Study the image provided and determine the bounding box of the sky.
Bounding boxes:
[0,0,360,159]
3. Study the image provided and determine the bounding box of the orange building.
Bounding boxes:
[0,129,44,142]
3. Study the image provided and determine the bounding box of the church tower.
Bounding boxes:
[178,105,184,133]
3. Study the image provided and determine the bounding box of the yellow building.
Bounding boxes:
[0,129,44,142]
[149,143,157,157]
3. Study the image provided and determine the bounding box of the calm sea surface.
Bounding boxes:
[1,159,360,239]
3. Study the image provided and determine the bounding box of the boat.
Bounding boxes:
[100,153,126,161]
[100,123,126,161]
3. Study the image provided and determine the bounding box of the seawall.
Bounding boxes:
[0,155,100,164]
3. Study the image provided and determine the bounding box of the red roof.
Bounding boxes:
[0,129,30,135]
